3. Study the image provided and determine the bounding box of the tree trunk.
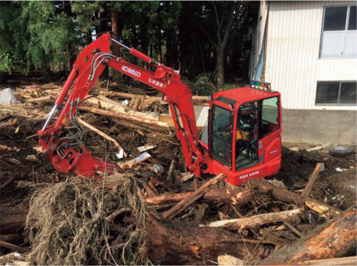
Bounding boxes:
[145,187,253,206]
[262,210,357,264]
[201,208,303,230]
[147,215,252,265]
[63,1,76,70]
[1,206,354,265]
[110,7,121,81]
[216,48,225,88]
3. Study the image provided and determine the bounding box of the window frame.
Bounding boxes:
[259,96,280,139]
[315,80,357,106]
[319,5,357,59]
[210,104,234,169]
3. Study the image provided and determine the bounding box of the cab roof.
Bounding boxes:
[212,86,280,108]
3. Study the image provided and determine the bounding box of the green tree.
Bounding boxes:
[0,1,77,74]
[197,2,246,88]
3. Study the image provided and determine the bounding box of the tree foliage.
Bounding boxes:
[0,1,77,73]
[0,1,253,89]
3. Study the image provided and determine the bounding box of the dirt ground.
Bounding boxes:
[0,90,356,262]
[1,111,355,207]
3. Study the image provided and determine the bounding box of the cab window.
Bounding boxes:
[235,101,258,170]
[259,97,279,138]
[211,105,233,168]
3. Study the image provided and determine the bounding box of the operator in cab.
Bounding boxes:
[236,102,258,164]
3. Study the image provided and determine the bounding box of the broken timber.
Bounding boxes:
[201,209,303,230]
[301,163,322,201]
[79,106,170,131]
[162,174,225,219]
[145,187,253,206]
[261,210,357,264]
[77,117,127,157]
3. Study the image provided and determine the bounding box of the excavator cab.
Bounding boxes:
[202,83,282,186]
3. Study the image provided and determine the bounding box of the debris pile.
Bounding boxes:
[26,174,147,265]
[0,82,356,265]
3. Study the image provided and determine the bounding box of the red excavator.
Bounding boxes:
[37,33,281,186]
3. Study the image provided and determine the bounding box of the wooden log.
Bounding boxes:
[0,207,28,234]
[99,91,160,101]
[24,95,53,103]
[142,181,158,197]
[167,157,176,183]
[77,117,127,157]
[218,255,244,266]
[99,91,209,104]
[113,118,163,133]
[262,210,357,264]
[201,209,303,230]
[146,191,191,205]
[267,256,357,265]
[147,214,253,265]
[145,187,254,206]
[137,145,156,152]
[0,234,24,245]
[86,95,161,121]
[301,163,322,200]
[162,174,225,219]
[252,180,341,217]
[0,241,28,253]
[148,180,159,195]
[85,95,127,113]
[79,106,170,131]
[97,95,128,111]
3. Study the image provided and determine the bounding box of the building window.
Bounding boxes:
[316,81,357,105]
[320,6,357,58]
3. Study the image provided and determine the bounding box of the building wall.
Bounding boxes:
[265,1,357,110]
[282,109,356,144]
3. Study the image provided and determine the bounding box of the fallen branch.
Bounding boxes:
[0,176,18,192]
[162,174,225,219]
[284,221,302,238]
[77,117,127,157]
[167,157,176,183]
[106,208,131,223]
[0,234,24,245]
[0,241,28,253]
[301,163,322,201]
[201,208,303,230]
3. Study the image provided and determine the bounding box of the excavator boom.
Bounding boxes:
[38,33,204,178]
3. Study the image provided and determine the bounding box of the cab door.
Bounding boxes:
[257,96,281,175]
[235,101,259,171]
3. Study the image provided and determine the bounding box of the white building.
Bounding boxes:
[250,1,357,144]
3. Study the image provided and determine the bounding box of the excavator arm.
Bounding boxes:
[38,33,203,178]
